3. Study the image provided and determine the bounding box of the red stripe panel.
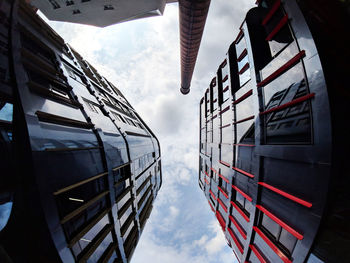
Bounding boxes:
[254,227,292,263]
[219,173,230,184]
[262,0,281,25]
[249,244,267,263]
[218,197,228,213]
[231,201,250,222]
[233,89,253,105]
[228,228,244,254]
[232,185,253,202]
[204,171,210,177]
[266,15,289,41]
[219,105,230,115]
[223,85,229,92]
[204,178,209,185]
[256,205,304,240]
[257,50,306,88]
[221,124,231,129]
[218,186,229,199]
[233,115,254,125]
[210,167,217,174]
[229,215,247,240]
[216,211,226,230]
[234,30,243,44]
[222,75,229,82]
[238,62,250,75]
[232,166,255,178]
[258,182,312,208]
[220,59,227,68]
[237,48,248,62]
[219,160,230,167]
[208,200,215,212]
[234,144,255,147]
[260,93,315,115]
[209,189,217,200]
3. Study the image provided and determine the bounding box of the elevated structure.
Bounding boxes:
[179,0,211,95]
[199,0,349,262]
[29,0,178,27]
[0,1,161,262]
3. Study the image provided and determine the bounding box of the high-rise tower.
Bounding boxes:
[0,1,161,262]
[198,0,349,262]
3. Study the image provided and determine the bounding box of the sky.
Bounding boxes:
[42,1,254,262]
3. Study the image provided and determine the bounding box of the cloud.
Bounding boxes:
[42,0,254,262]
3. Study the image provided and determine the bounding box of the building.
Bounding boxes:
[199,0,349,263]
[29,0,178,27]
[0,1,161,262]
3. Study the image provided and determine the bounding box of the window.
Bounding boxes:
[48,0,60,9]
[104,5,114,10]
[83,99,99,113]
[66,0,74,6]
[73,9,81,15]
[260,212,297,256]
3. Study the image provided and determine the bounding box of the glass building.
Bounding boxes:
[199,0,349,262]
[0,1,161,262]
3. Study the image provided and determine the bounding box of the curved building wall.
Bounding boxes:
[0,1,161,262]
[198,0,348,262]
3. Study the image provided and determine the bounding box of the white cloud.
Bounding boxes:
[44,0,253,262]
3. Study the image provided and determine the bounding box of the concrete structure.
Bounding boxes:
[29,0,177,27]
[0,1,161,262]
[199,0,349,262]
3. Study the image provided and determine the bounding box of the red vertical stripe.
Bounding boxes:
[229,215,247,240]
[258,182,312,208]
[231,201,250,222]
[228,228,244,254]
[254,227,292,263]
[256,205,304,240]
[249,244,267,263]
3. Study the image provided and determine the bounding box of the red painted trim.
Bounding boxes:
[204,171,210,177]
[231,201,250,222]
[233,89,253,105]
[238,62,250,75]
[232,166,255,179]
[228,228,244,254]
[266,15,289,41]
[222,75,229,82]
[254,227,292,263]
[233,115,255,125]
[232,248,241,263]
[210,167,217,174]
[229,215,247,240]
[258,182,312,208]
[260,93,315,115]
[262,0,281,26]
[234,144,255,147]
[209,189,217,200]
[220,124,231,129]
[232,185,252,202]
[237,48,248,62]
[220,59,227,68]
[218,186,229,199]
[204,178,209,185]
[216,211,226,230]
[256,205,304,240]
[257,50,306,88]
[223,85,229,92]
[249,244,267,263]
[219,105,230,115]
[219,160,230,167]
[208,200,215,212]
[212,114,217,120]
[234,30,244,44]
[219,173,230,184]
[213,99,217,103]
[218,197,228,213]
